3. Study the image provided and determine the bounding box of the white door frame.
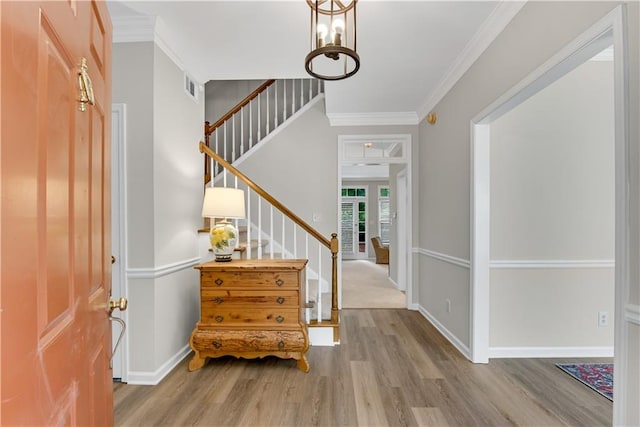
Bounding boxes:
[111,104,129,382]
[337,134,412,309]
[395,170,408,292]
[470,6,629,423]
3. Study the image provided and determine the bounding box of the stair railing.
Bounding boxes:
[200,141,339,331]
[204,78,324,184]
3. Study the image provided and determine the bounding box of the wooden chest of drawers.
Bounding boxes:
[188,259,310,372]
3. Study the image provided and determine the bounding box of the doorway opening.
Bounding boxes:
[470,6,629,422]
[337,135,412,309]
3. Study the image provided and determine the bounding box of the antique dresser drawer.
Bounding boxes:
[191,329,306,353]
[201,289,299,307]
[201,307,300,326]
[201,271,298,289]
[189,259,309,372]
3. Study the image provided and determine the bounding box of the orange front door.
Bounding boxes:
[1,1,113,425]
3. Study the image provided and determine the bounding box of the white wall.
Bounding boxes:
[489,59,615,349]
[112,42,204,381]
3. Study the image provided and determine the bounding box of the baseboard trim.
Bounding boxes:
[127,257,201,279]
[416,305,471,360]
[489,346,614,358]
[127,344,192,385]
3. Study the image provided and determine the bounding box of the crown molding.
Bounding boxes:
[111,15,197,86]
[417,1,527,121]
[111,15,157,43]
[327,111,419,127]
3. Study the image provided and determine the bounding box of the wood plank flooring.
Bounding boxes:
[114,309,612,426]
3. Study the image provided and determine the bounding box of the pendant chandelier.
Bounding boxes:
[305,0,360,81]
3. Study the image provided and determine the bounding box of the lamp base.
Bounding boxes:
[209,219,238,262]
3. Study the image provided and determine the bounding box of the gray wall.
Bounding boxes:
[417,2,638,423]
[113,42,204,377]
[236,100,418,305]
[489,59,615,348]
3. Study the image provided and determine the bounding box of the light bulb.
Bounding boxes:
[331,18,344,46]
[332,18,344,33]
[316,23,328,47]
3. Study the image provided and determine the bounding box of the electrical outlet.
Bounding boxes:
[445,299,451,313]
[598,311,608,327]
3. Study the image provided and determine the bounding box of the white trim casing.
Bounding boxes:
[111,104,129,382]
[625,304,640,325]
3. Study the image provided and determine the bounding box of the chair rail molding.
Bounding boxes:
[414,248,471,269]
[126,257,201,279]
[489,259,615,269]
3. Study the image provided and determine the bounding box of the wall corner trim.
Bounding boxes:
[416,1,527,119]
[127,257,201,279]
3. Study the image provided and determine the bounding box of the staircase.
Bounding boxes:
[204,79,324,182]
[200,78,338,343]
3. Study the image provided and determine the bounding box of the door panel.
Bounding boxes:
[341,199,367,259]
[1,1,113,424]
[341,202,355,256]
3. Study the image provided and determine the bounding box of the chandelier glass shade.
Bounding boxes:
[305,0,360,81]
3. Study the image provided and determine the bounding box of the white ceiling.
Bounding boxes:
[107,1,526,123]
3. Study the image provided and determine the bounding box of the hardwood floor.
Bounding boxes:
[114,309,612,426]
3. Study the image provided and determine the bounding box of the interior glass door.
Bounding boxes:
[341,199,367,259]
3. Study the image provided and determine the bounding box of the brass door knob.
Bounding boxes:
[109,297,128,314]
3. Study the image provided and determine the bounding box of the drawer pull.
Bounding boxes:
[214,278,224,286]
[212,341,222,349]
[275,279,284,286]
[215,315,224,323]
[278,341,285,350]
[276,315,285,323]
[214,297,224,304]
[276,297,285,305]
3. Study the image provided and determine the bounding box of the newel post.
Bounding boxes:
[330,233,339,326]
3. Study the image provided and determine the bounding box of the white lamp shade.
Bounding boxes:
[202,187,246,219]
